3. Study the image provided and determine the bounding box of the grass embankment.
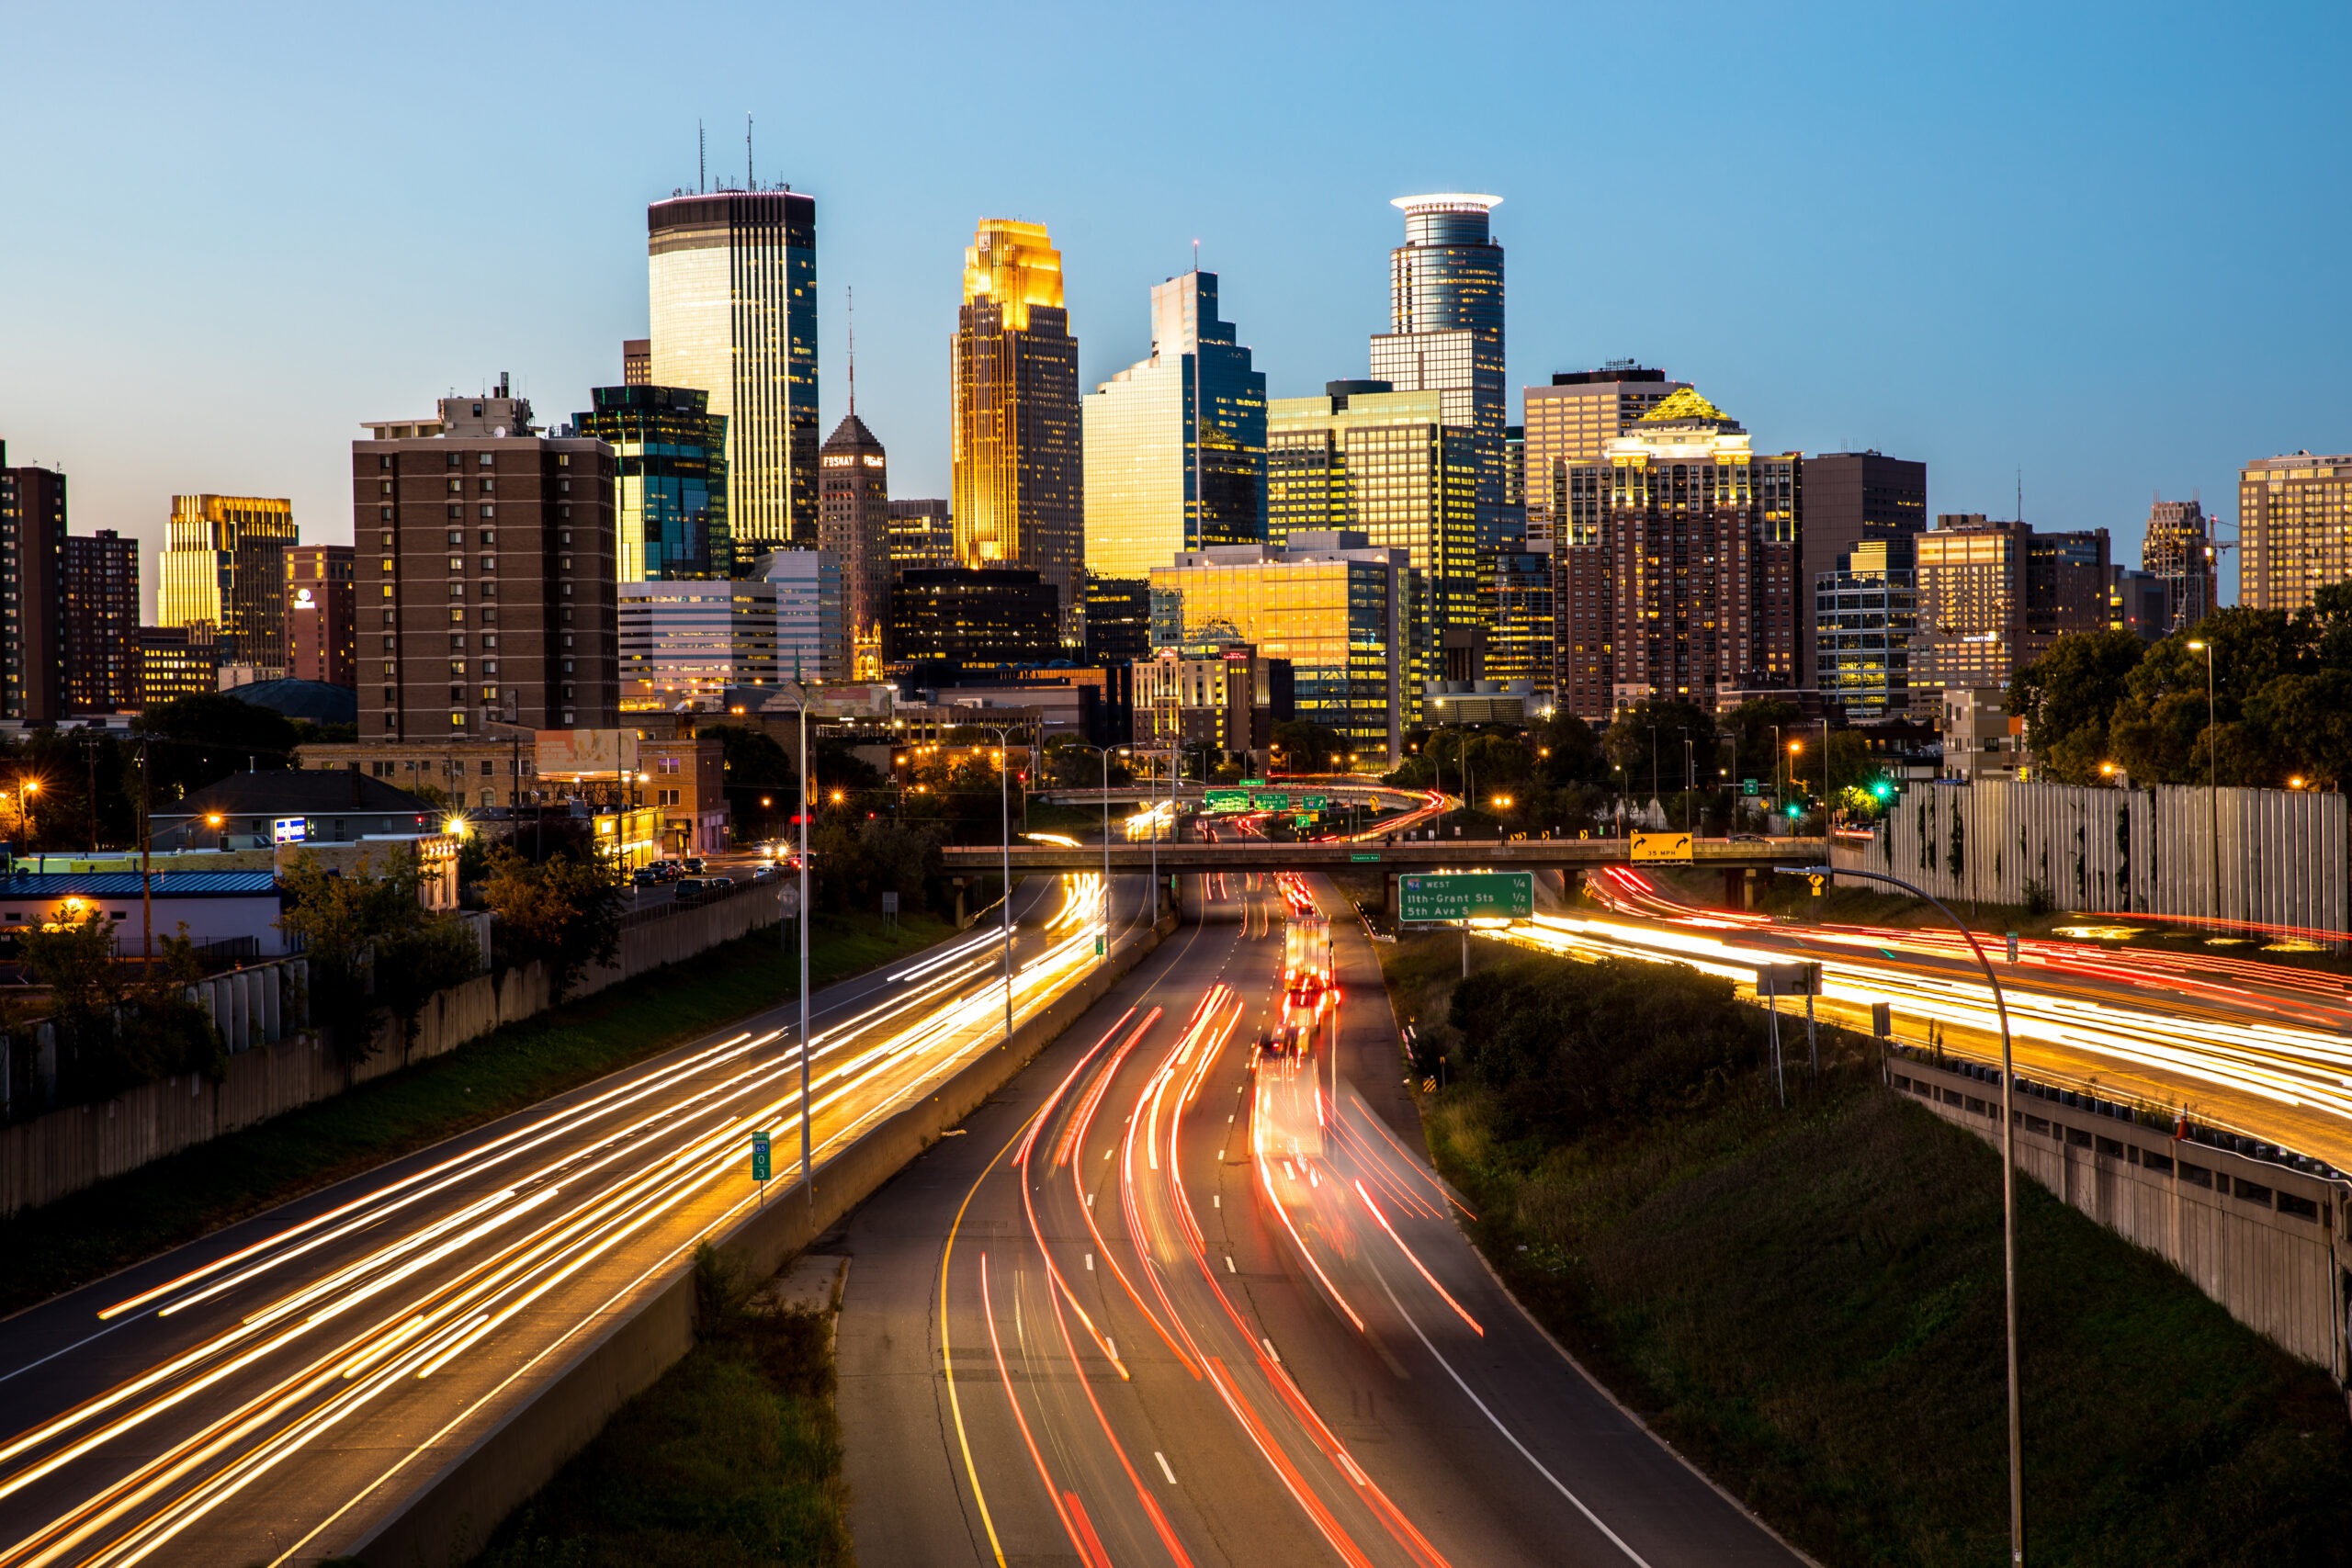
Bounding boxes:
[1385,932,2352,1567]
[472,1249,851,1568]
[0,910,949,1317]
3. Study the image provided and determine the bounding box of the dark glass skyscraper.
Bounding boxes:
[575,385,729,581]
[1369,195,1506,551]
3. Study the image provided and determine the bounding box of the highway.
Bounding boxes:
[837,871,1804,1568]
[1512,866,2352,1173]
[0,873,1141,1567]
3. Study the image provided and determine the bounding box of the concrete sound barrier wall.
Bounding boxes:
[346,915,1175,1567]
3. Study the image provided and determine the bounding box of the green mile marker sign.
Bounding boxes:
[751,1130,772,1183]
[1398,872,1534,922]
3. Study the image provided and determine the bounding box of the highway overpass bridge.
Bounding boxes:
[944,837,1824,876]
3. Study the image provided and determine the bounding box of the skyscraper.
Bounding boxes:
[64,528,139,714]
[1909,515,2028,712]
[953,219,1082,641]
[887,498,956,572]
[355,385,619,737]
[648,190,818,561]
[819,412,889,680]
[2142,495,2218,631]
[2242,453,2352,615]
[1554,389,1802,719]
[1816,538,1917,721]
[285,544,356,687]
[1521,367,1689,553]
[0,443,66,723]
[1369,195,1506,550]
[159,493,299,669]
[1083,269,1267,580]
[1799,451,1928,692]
[575,385,729,583]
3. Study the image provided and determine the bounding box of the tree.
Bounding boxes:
[704,723,796,840]
[1270,720,1350,773]
[1600,700,1714,797]
[20,912,221,1103]
[1722,697,1803,790]
[482,848,622,1001]
[137,694,300,803]
[279,849,483,1060]
[2109,610,2302,784]
[811,818,944,915]
[2007,628,2145,784]
[1042,737,1133,791]
[1531,710,1608,788]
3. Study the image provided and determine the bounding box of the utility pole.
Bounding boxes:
[799,690,813,1207]
[138,739,152,962]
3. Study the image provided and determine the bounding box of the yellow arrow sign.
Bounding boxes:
[1630,831,1694,863]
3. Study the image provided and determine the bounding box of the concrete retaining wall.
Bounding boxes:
[1890,1053,2348,1377]
[348,916,1174,1568]
[0,882,786,1218]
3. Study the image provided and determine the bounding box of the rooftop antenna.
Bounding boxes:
[747,113,754,188]
[698,120,706,195]
[2016,468,2022,523]
[846,286,855,415]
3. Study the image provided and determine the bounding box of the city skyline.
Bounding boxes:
[5,2,2346,615]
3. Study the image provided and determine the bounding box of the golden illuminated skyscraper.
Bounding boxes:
[648,190,819,563]
[159,493,298,668]
[952,219,1082,641]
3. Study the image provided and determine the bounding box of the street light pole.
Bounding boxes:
[1802,863,2024,1566]
[798,691,813,1206]
[2188,638,2219,928]
[981,725,1015,1049]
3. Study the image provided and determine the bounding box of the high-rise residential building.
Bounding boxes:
[1486,552,1554,700]
[354,383,620,738]
[285,544,356,687]
[1800,451,1927,691]
[648,190,819,559]
[619,580,780,710]
[2242,453,2352,615]
[1909,515,2028,713]
[1148,532,1410,763]
[574,385,728,582]
[1267,381,1474,706]
[138,625,220,709]
[2142,495,2219,631]
[1520,367,1688,553]
[1083,270,1267,579]
[0,442,65,723]
[953,219,1082,642]
[887,499,956,573]
[819,413,889,679]
[1501,424,1526,548]
[1083,576,1152,668]
[1369,194,1506,551]
[2024,527,2111,660]
[754,548,846,682]
[1554,389,1802,720]
[159,493,298,669]
[885,566,1061,688]
[622,339,651,387]
[63,529,139,714]
[1816,538,1917,721]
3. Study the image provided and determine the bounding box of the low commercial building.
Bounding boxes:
[0,871,288,957]
[138,625,220,709]
[1940,686,2026,781]
[152,770,438,852]
[1133,645,1291,760]
[618,580,781,712]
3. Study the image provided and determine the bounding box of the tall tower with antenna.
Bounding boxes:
[820,285,888,678]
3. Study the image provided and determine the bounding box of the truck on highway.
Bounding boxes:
[1272,910,1333,1054]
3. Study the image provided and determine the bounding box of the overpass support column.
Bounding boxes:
[1561,867,1582,906]
[1385,873,1400,919]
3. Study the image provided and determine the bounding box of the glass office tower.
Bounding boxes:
[1083,270,1267,581]
[159,493,299,668]
[648,190,819,560]
[575,385,728,582]
[1368,195,1506,552]
[953,219,1082,642]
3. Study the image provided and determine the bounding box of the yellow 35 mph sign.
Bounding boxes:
[1629,831,1694,863]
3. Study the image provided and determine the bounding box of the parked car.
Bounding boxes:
[630,868,662,888]
[673,877,710,896]
[707,874,735,890]
[683,857,707,874]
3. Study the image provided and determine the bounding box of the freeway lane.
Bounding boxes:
[838,874,1802,1568]
[0,873,1149,1567]
[1526,867,2352,1172]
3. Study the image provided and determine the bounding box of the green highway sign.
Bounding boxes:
[1255,793,1292,810]
[1741,778,1760,796]
[1204,789,1251,813]
[1351,852,1381,863]
[1398,872,1534,923]
[1303,795,1329,809]
[751,1130,772,1183]
[1241,777,1267,787]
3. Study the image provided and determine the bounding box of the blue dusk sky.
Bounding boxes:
[3,0,2346,610]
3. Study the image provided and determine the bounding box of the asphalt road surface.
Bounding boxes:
[839,872,1804,1568]
[0,873,1147,1567]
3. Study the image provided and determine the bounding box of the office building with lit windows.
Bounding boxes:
[953,220,1082,641]
[887,498,955,573]
[2242,453,2352,615]
[284,544,356,688]
[1815,538,1916,721]
[1908,515,2028,713]
[754,548,847,682]
[354,384,619,737]
[618,580,780,711]
[64,528,139,714]
[1083,575,1152,667]
[1554,388,1802,720]
[1147,532,1408,762]
[159,492,298,669]
[886,566,1060,688]
[819,413,889,678]
[573,384,727,582]
[1800,450,1927,691]
[648,190,819,558]
[1485,551,1554,699]
[1369,195,1507,551]
[0,442,65,722]
[1520,367,1687,553]
[1082,270,1266,580]
[2142,496,2218,631]
[1268,381,1474,697]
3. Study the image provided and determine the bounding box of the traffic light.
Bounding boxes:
[1786,803,1805,820]
[1870,779,1895,802]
